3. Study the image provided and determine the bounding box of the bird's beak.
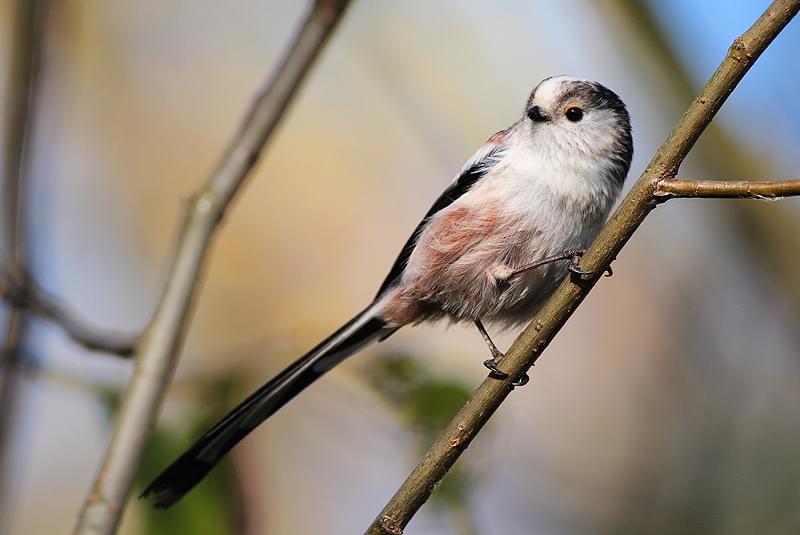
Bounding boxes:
[526,105,549,123]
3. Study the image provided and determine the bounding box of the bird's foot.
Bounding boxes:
[513,372,530,387]
[511,248,587,280]
[483,357,508,379]
[483,357,529,386]
[567,252,613,283]
[476,319,528,386]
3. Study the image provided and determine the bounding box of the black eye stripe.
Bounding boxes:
[559,81,628,118]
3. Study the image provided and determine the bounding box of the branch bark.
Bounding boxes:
[366,1,800,533]
[0,272,137,356]
[0,0,46,529]
[655,178,800,199]
[73,1,352,533]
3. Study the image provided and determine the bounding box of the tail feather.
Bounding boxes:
[141,302,394,508]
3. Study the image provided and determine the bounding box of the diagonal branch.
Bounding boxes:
[655,177,800,199]
[0,272,137,356]
[73,1,352,533]
[366,1,800,533]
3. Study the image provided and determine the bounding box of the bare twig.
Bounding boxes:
[0,0,46,529]
[655,178,800,199]
[0,272,137,356]
[73,1,352,533]
[366,1,800,533]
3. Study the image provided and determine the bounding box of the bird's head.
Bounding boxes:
[523,75,633,184]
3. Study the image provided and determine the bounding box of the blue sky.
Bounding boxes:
[649,0,800,156]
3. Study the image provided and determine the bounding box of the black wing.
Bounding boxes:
[375,144,506,297]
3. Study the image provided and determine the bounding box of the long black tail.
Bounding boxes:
[141,301,395,508]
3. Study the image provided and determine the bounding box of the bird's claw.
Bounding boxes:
[483,358,508,379]
[512,373,530,387]
[568,253,613,282]
[483,358,530,387]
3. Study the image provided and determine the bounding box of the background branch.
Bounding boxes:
[0,271,137,356]
[655,178,800,199]
[73,1,352,533]
[0,0,46,530]
[366,1,800,533]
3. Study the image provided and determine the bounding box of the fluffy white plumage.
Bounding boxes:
[381,75,632,326]
[142,76,633,508]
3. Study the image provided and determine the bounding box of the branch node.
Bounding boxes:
[729,37,752,63]
[378,515,403,535]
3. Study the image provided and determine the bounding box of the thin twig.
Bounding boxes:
[0,0,46,530]
[73,1,352,533]
[655,178,800,199]
[0,272,137,356]
[366,1,800,533]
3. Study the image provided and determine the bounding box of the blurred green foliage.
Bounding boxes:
[98,375,247,535]
[365,354,475,515]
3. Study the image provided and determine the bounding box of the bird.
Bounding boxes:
[141,75,633,508]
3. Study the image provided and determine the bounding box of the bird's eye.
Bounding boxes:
[565,106,583,122]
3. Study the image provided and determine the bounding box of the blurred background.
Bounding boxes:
[1,1,799,533]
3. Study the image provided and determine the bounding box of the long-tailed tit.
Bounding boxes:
[142,76,633,507]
